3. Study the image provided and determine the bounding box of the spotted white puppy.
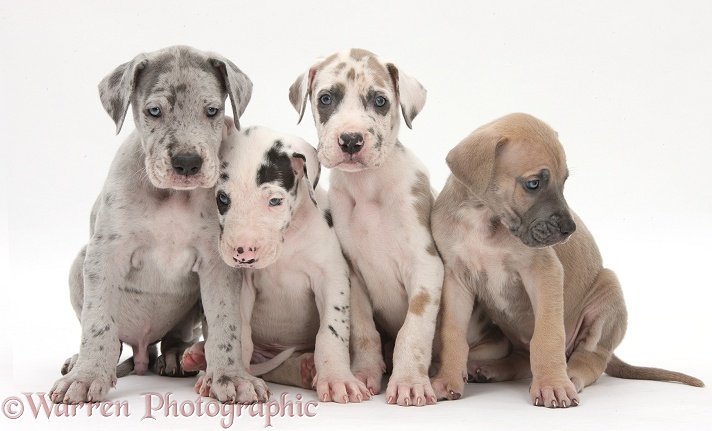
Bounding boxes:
[50,45,268,404]
[290,49,444,406]
[183,126,370,403]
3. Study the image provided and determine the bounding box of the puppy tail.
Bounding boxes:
[606,354,704,387]
[250,347,297,376]
[116,357,135,378]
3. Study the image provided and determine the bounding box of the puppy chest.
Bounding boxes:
[132,197,214,277]
[474,266,536,341]
[116,290,199,346]
[249,272,320,345]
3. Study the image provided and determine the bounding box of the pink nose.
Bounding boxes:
[233,246,257,265]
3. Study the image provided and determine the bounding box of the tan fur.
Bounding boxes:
[431,113,703,408]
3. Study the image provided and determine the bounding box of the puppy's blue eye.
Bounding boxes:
[217,191,230,206]
[147,107,161,117]
[206,107,219,117]
[319,94,332,105]
[525,180,540,190]
[374,96,387,107]
[268,197,283,207]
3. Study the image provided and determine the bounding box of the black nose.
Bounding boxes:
[171,153,203,176]
[339,133,364,154]
[557,215,577,236]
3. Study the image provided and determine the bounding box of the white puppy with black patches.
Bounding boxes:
[290,49,444,406]
[182,126,370,403]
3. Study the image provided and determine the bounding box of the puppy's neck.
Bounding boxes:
[329,141,410,201]
[449,176,507,240]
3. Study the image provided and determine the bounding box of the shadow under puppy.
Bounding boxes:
[432,113,703,408]
[50,45,268,404]
[182,126,370,403]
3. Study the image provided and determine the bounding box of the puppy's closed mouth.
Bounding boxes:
[522,221,574,248]
[232,259,257,268]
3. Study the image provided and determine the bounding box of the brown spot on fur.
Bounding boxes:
[358,337,379,352]
[346,68,355,81]
[419,364,428,376]
[350,48,372,61]
[409,291,431,316]
[412,171,434,228]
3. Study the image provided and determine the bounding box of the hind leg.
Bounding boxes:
[566,269,626,392]
[155,302,203,377]
[261,352,316,390]
[468,347,531,383]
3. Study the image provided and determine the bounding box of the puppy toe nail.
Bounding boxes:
[534,397,540,406]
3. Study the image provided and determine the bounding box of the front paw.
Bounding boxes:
[431,370,467,401]
[60,354,79,375]
[352,361,385,396]
[386,374,437,407]
[195,369,270,404]
[315,373,371,403]
[530,376,579,408]
[49,369,116,403]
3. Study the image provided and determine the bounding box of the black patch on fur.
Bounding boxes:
[317,83,345,124]
[328,325,339,338]
[324,209,333,227]
[216,190,231,215]
[119,286,142,294]
[361,87,390,116]
[91,324,111,338]
[218,343,233,353]
[257,141,296,190]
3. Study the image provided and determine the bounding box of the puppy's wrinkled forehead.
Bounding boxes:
[496,115,568,178]
[133,50,226,107]
[313,49,393,97]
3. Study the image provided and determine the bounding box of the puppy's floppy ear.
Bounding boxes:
[288,137,321,191]
[446,128,507,197]
[98,53,149,134]
[289,59,324,125]
[209,55,253,131]
[386,63,427,129]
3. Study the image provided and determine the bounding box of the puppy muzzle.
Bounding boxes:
[221,239,281,269]
[522,213,576,248]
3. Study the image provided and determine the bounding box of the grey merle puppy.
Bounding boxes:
[50,45,268,404]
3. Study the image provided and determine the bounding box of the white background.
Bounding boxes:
[1,1,711,430]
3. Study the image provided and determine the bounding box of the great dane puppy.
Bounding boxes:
[50,45,269,404]
[431,113,704,408]
[289,49,444,406]
[181,126,370,403]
